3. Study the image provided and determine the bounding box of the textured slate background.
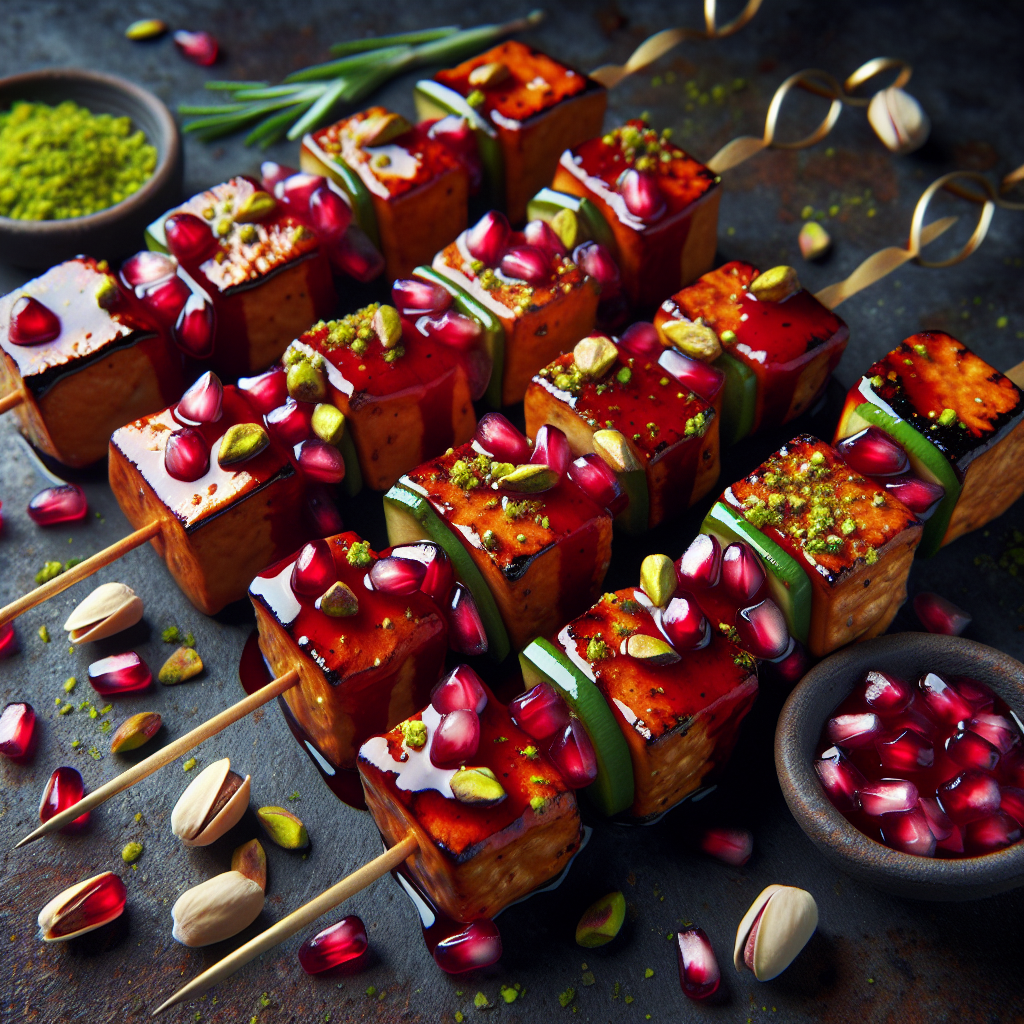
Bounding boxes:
[1,2,1023,1023]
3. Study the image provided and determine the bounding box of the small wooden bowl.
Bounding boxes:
[0,68,182,269]
[775,632,1024,901]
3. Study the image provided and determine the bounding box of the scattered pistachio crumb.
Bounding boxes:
[122,841,143,863]
[644,968,654,979]
[473,992,489,1009]
[559,987,576,1008]
[500,985,518,1004]
[287,790,300,801]
[64,677,77,693]
[38,625,50,643]
[183,757,197,772]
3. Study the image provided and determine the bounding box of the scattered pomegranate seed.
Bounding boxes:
[531,424,571,477]
[937,769,1002,825]
[418,310,482,351]
[140,274,192,325]
[266,399,313,446]
[430,708,480,768]
[260,161,298,193]
[661,594,711,651]
[676,926,720,1001]
[676,534,722,589]
[164,213,217,263]
[883,474,945,518]
[392,278,452,319]
[861,670,912,713]
[698,827,753,866]
[329,225,385,282]
[963,812,1021,854]
[859,779,919,817]
[509,682,570,742]
[658,347,726,403]
[0,702,35,760]
[0,623,18,661]
[88,652,152,696]
[827,712,882,750]
[474,413,530,464]
[522,218,566,258]
[298,916,367,973]
[814,745,866,811]
[432,919,502,973]
[917,672,973,726]
[8,295,61,346]
[307,187,352,240]
[499,245,551,286]
[567,454,627,515]
[465,211,510,266]
[176,371,223,425]
[618,168,666,221]
[720,542,765,604]
[736,598,790,660]
[431,665,488,715]
[173,293,216,359]
[296,439,346,484]
[173,29,218,66]
[913,592,972,636]
[27,484,87,527]
[370,555,427,596]
[291,540,337,597]
[876,729,934,773]
[573,241,620,293]
[618,321,662,358]
[446,583,488,657]
[880,806,936,857]
[39,766,90,832]
[120,250,176,289]
[835,426,909,477]
[43,872,127,939]
[305,486,344,537]
[548,719,598,788]
[164,428,210,482]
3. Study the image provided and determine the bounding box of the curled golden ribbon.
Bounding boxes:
[706,57,914,173]
[590,0,763,88]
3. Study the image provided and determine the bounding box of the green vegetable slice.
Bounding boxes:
[145,213,169,253]
[526,188,618,255]
[701,501,812,645]
[519,637,634,817]
[383,482,510,661]
[715,350,757,446]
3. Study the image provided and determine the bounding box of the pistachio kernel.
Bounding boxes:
[110,711,162,753]
[94,275,120,310]
[573,334,619,380]
[468,61,511,89]
[218,422,269,466]
[231,838,267,891]
[372,304,403,350]
[399,719,428,749]
[661,318,721,361]
[592,429,642,473]
[640,554,677,607]
[234,190,277,223]
[286,359,326,403]
[257,806,309,850]
[121,841,143,864]
[551,208,579,249]
[311,403,345,447]
[125,18,167,40]
[625,633,681,665]
[318,581,359,618]
[498,464,560,493]
[749,266,801,303]
[159,646,203,686]
[450,767,507,806]
[355,111,412,148]
[576,891,626,947]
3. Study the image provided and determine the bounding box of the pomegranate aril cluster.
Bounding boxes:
[815,669,1024,857]
[510,681,598,789]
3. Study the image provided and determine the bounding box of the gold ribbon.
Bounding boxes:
[590,0,763,88]
[706,58,913,173]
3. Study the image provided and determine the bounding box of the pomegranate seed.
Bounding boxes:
[44,872,128,940]
[937,824,964,853]
[531,424,571,477]
[433,919,502,974]
[573,241,620,293]
[305,486,344,537]
[946,726,1000,772]
[676,926,720,1001]
[8,295,61,346]
[266,399,313,446]
[140,274,191,325]
[329,225,385,281]
[27,484,87,527]
[889,698,941,742]
[859,779,919,817]
[176,371,223,424]
[827,713,882,750]
[861,670,912,713]
[430,708,480,768]
[658,347,726,403]
[662,594,711,651]
[173,293,216,359]
[392,279,452,318]
[173,29,218,65]
[0,702,36,760]
[618,321,662,358]
[1000,787,1024,827]
[164,213,217,263]
[523,218,567,258]
[567,454,627,515]
[39,766,90,832]
[260,161,297,193]
[239,367,288,415]
[462,347,493,403]
[765,638,812,685]
[913,592,972,636]
[88,652,152,696]
[499,245,551,286]
[0,622,19,660]
[418,310,482,351]
[420,551,455,605]
[919,796,955,841]
[953,677,996,712]
[969,713,1019,755]
[880,806,936,857]
[120,250,176,289]
[426,115,483,191]
[720,542,765,603]
[698,827,753,867]
[937,769,1002,824]
[618,168,666,221]
[465,210,510,266]
[1001,747,1024,789]
[876,729,934,772]
[474,413,530,463]
[736,599,790,660]
[307,187,352,240]
[298,916,367,974]
[548,719,599,788]
[431,664,488,715]
[917,672,973,726]
[164,428,210,482]
[510,683,572,745]
[964,812,1021,854]
[370,555,427,596]
[273,173,326,211]
[676,534,722,589]
[883,474,945,518]
[835,426,909,477]
[296,439,346,484]
[447,583,488,657]
[814,745,866,811]
[291,540,337,597]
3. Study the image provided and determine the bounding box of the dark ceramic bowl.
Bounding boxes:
[776,632,1024,901]
[0,68,182,268]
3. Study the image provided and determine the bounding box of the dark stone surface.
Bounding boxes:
[1,2,1023,1022]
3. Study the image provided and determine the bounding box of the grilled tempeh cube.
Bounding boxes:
[0,257,183,467]
[358,681,582,921]
[250,532,447,772]
[551,118,721,308]
[834,331,1024,557]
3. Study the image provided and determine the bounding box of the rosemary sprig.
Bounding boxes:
[179,11,545,148]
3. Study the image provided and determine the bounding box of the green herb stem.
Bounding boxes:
[329,26,459,56]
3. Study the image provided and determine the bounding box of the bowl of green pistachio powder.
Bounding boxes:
[0,68,181,267]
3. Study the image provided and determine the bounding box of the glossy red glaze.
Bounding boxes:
[465,210,510,266]
[305,486,345,537]
[509,681,570,742]
[698,827,752,866]
[173,29,218,65]
[548,718,599,788]
[370,555,427,596]
[429,708,481,768]
[531,423,570,476]
[164,212,218,263]
[39,765,90,832]
[239,367,288,413]
[392,278,452,318]
[425,114,483,192]
[431,664,488,715]
[176,371,223,425]
[676,533,722,589]
[676,926,720,1001]
[27,484,87,526]
[120,250,176,289]
[474,412,531,464]
[298,916,367,974]
[265,399,313,446]
[8,295,61,346]
[88,652,152,696]
[45,872,127,938]
[307,187,353,240]
[0,701,35,759]
[567,453,627,515]
[163,427,210,482]
[291,540,337,597]
[432,919,503,974]
[173,292,216,359]
[913,592,972,636]
[835,426,910,477]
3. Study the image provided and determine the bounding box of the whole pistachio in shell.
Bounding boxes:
[867,87,930,155]
[171,757,250,847]
[63,582,143,644]
[37,871,127,942]
[733,884,818,981]
[171,870,265,947]
[110,711,162,753]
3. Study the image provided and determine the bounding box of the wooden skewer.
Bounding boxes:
[152,833,420,1016]
[0,520,161,628]
[0,390,25,415]
[15,669,300,848]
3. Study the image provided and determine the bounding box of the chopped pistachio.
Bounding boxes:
[346,541,372,567]
[121,841,143,864]
[399,719,428,749]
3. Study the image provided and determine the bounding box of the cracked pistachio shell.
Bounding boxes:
[451,767,506,806]
[159,646,203,685]
[499,463,560,493]
[232,838,267,891]
[573,334,619,379]
[798,221,831,261]
[286,359,327,403]
[625,633,681,666]
[661,318,721,361]
[234,190,277,223]
[749,266,801,303]
[551,208,579,250]
[171,758,251,847]
[593,429,642,473]
[218,423,269,466]
[355,111,412,148]
[468,61,511,88]
[171,870,265,947]
[575,890,626,947]
[63,582,143,644]
[372,304,403,350]
[318,581,359,617]
[311,403,345,447]
[640,554,677,607]
[110,711,162,753]
[867,86,930,155]
[257,806,309,849]
[734,885,818,981]
[37,871,125,942]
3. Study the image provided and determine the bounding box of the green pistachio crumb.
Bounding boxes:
[840,518,857,535]
[644,968,654,979]
[937,407,957,427]
[865,547,879,565]
[183,757,197,772]
[399,719,428,749]
[473,993,489,1009]
[500,985,518,1004]
[466,89,486,108]
[64,677,77,693]
[558,987,576,1007]
[521,745,539,760]
[121,841,143,863]
[161,625,182,644]
[587,637,612,661]
[616,367,632,385]
[38,625,50,643]
[346,540,372,567]
[88,746,102,761]
[482,529,498,551]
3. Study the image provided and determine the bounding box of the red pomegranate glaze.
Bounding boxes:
[297,916,367,974]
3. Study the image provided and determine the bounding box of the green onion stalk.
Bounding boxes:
[178,11,545,148]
